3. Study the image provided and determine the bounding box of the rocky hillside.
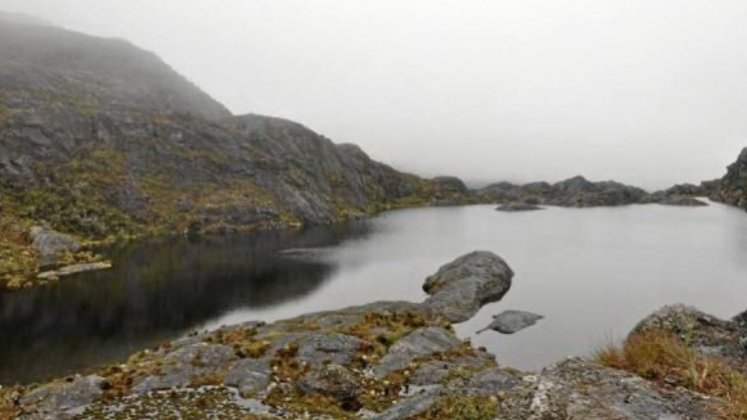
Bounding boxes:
[712,147,747,211]
[2,252,733,419]
[0,18,466,289]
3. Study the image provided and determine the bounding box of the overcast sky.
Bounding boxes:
[2,0,746,188]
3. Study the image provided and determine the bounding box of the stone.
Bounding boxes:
[374,327,461,377]
[296,333,364,366]
[298,363,360,401]
[463,367,520,396]
[21,375,105,416]
[477,310,544,334]
[29,225,80,268]
[223,358,271,396]
[422,251,513,323]
[132,343,236,393]
[371,387,443,420]
[499,358,717,419]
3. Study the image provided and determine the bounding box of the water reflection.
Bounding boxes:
[0,223,369,384]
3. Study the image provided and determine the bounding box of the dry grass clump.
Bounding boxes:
[595,331,747,419]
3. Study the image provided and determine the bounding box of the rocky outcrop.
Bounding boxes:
[477,175,649,207]
[712,147,747,211]
[3,252,726,419]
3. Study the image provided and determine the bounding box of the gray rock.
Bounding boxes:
[463,367,520,395]
[495,202,545,212]
[372,388,443,420]
[296,333,364,366]
[29,225,80,268]
[375,327,461,377]
[21,375,105,416]
[223,358,271,396]
[298,363,360,401]
[477,310,544,334]
[501,358,716,419]
[422,251,513,323]
[408,361,456,386]
[132,343,236,393]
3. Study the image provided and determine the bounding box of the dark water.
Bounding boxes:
[2,202,747,385]
[0,224,369,384]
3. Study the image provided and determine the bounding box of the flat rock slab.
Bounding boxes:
[21,375,105,417]
[132,343,237,393]
[296,333,364,366]
[374,327,461,377]
[478,310,544,334]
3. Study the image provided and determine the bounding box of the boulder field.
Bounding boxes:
[3,251,739,419]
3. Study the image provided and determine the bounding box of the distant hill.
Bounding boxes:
[0,16,466,287]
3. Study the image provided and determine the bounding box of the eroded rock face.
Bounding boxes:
[21,375,105,417]
[29,225,80,268]
[423,251,513,323]
[712,147,747,211]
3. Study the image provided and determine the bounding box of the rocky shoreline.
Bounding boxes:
[3,251,742,419]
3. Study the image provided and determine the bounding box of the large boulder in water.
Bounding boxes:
[422,251,513,323]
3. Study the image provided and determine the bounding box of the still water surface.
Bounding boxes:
[1,203,746,384]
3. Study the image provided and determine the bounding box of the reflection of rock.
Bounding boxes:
[278,247,331,261]
[643,193,708,206]
[477,310,544,334]
[495,202,544,212]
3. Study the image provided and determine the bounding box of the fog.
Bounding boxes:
[2,0,746,189]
